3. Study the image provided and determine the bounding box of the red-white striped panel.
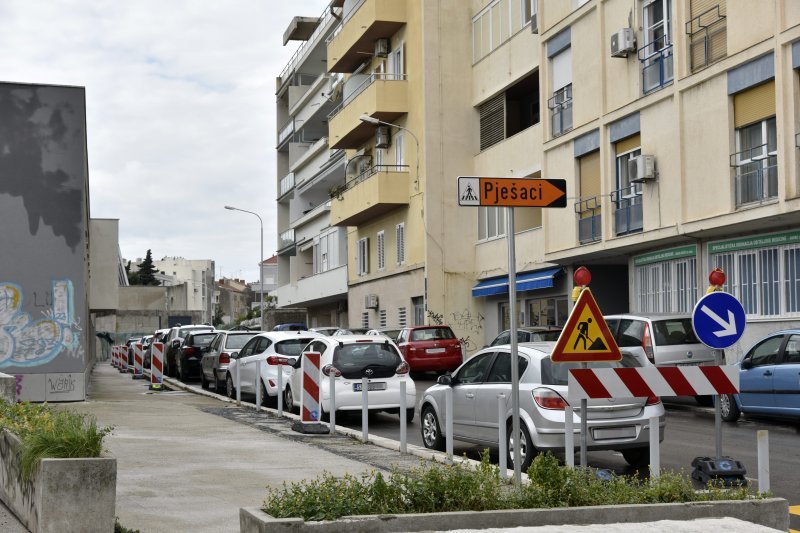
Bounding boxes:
[134,343,144,375]
[302,352,321,423]
[151,342,164,384]
[567,366,739,403]
[111,346,117,367]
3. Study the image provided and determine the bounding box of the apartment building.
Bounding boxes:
[277,0,800,358]
[152,257,215,323]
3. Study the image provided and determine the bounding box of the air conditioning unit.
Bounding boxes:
[365,294,379,309]
[374,38,390,58]
[375,126,391,149]
[610,28,636,58]
[530,13,538,34]
[628,154,657,182]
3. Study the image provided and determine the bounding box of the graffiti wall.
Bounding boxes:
[0,82,89,401]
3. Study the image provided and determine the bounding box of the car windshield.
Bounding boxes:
[225,334,255,349]
[529,330,561,342]
[652,318,699,346]
[539,352,640,386]
[333,343,402,371]
[410,327,455,341]
[180,327,212,337]
[275,338,315,356]
[189,333,217,347]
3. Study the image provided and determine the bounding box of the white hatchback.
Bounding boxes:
[286,335,417,421]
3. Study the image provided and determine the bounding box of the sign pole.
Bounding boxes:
[580,363,588,468]
[507,207,521,488]
[715,348,723,459]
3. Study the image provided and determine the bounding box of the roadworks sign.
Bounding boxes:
[551,288,621,363]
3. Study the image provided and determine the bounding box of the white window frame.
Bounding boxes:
[396,223,405,265]
[388,43,404,79]
[395,132,405,167]
[478,206,507,241]
[733,117,777,205]
[357,237,369,276]
[472,0,534,63]
[377,231,386,271]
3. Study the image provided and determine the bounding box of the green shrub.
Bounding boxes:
[263,451,756,522]
[0,400,111,481]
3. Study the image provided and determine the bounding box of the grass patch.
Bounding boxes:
[263,451,756,522]
[0,400,111,481]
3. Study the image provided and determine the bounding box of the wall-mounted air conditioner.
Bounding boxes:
[375,126,391,149]
[610,28,636,58]
[374,38,390,58]
[628,154,657,182]
[365,294,379,309]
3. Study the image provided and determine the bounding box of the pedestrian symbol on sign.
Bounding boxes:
[462,183,477,202]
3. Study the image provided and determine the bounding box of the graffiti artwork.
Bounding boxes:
[0,280,82,368]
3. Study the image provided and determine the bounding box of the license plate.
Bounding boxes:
[592,427,636,440]
[353,382,387,392]
[426,348,446,354]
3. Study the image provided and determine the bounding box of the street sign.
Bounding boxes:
[691,291,746,349]
[551,288,621,362]
[458,176,566,208]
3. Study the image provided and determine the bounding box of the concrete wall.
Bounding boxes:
[0,82,90,402]
[88,219,120,312]
[119,286,166,311]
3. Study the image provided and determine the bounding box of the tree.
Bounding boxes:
[136,250,160,286]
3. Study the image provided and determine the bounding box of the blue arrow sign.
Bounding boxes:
[691,292,746,349]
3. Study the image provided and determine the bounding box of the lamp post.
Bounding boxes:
[224,205,264,331]
[359,115,419,190]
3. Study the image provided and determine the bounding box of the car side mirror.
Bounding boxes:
[230,352,239,359]
[288,357,300,369]
[437,374,452,386]
[741,358,753,369]
[171,340,180,348]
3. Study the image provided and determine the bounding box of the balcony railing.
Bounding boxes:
[548,84,572,138]
[278,229,296,250]
[730,144,778,206]
[277,118,297,146]
[611,185,643,236]
[279,172,295,197]
[325,0,368,44]
[327,72,406,121]
[574,196,601,244]
[639,36,673,94]
[685,5,726,71]
[278,5,342,89]
[333,164,409,198]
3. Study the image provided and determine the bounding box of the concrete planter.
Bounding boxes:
[240,497,788,532]
[0,429,116,533]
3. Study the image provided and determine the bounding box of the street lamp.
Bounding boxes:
[359,114,419,190]
[224,205,264,331]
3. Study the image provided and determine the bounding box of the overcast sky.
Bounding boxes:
[0,0,328,283]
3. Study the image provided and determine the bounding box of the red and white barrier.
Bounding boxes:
[301,352,321,424]
[111,346,118,367]
[567,365,739,403]
[120,345,129,373]
[150,342,164,390]
[133,343,144,379]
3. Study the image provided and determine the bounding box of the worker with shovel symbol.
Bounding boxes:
[573,318,608,351]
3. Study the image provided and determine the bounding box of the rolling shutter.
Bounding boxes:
[734,81,775,128]
[615,133,641,155]
[579,151,601,200]
[479,93,505,151]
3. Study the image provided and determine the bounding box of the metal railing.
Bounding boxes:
[325,0,368,45]
[574,196,601,244]
[638,36,673,94]
[730,144,778,206]
[548,84,572,138]
[685,5,726,71]
[327,72,407,121]
[278,5,342,88]
[611,185,643,236]
[333,164,409,198]
[278,229,296,250]
[277,118,296,146]
[279,172,295,197]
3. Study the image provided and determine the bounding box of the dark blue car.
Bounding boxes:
[720,330,800,421]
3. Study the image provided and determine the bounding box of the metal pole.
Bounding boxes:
[361,376,369,443]
[580,363,588,468]
[277,365,283,416]
[255,360,262,411]
[757,430,769,494]
[329,371,336,435]
[715,349,723,459]
[498,393,507,479]
[649,416,660,479]
[399,380,407,453]
[445,386,453,463]
[507,207,521,487]
[236,362,241,406]
[565,406,574,468]
[224,206,264,331]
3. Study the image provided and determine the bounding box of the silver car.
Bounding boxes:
[200,330,259,393]
[419,342,665,471]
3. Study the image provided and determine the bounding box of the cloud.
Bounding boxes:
[0,0,328,281]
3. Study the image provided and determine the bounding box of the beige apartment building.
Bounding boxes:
[277,0,800,358]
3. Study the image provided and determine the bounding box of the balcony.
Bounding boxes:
[639,36,673,94]
[330,165,409,226]
[275,265,348,307]
[328,73,407,149]
[278,229,296,256]
[549,84,572,138]
[327,0,406,73]
[574,196,601,244]
[278,172,295,199]
[730,144,778,207]
[611,185,643,236]
[686,4,726,72]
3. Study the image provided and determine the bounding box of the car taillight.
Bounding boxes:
[395,361,410,375]
[642,323,654,363]
[184,347,196,356]
[219,353,230,364]
[646,395,660,405]
[532,388,568,410]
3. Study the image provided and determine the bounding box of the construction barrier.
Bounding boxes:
[150,342,163,391]
[119,345,129,373]
[301,352,321,424]
[132,343,144,379]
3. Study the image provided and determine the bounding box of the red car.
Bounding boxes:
[396,325,463,373]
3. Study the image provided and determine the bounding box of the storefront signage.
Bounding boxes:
[709,230,800,254]
[633,245,697,267]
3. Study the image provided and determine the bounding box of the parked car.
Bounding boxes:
[200,330,259,393]
[273,323,307,331]
[309,327,340,336]
[124,336,141,367]
[175,330,219,381]
[395,325,463,373]
[144,328,170,369]
[366,328,402,342]
[286,335,416,421]
[225,331,324,405]
[332,328,370,336]
[419,342,665,471]
[720,330,800,422]
[488,326,563,347]
[164,324,215,377]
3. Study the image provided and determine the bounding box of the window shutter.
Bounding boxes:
[396,223,405,264]
[615,133,641,155]
[551,47,572,91]
[377,231,385,270]
[734,81,776,128]
[479,93,505,151]
[579,150,601,200]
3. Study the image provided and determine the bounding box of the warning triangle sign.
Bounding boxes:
[551,288,621,363]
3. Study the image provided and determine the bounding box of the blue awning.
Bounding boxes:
[472,267,563,297]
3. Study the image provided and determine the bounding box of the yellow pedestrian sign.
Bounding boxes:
[551,288,621,363]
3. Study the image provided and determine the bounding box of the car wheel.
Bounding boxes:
[200,372,208,390]
[211,373,220,393]
[621,447,649,468]
[283,386,295,414]
[406,408,415,424]
[259,381,277,408]
[719,394,741,422]
[507,421,536,473]
[420,405,445,451]
[226,374,236,399]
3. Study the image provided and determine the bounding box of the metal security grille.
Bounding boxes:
[711,248,783,316]
[479,93,505,151]
[398,307,408,327]
[396,223,405,264]
[634,257,697,313]
[379,310,387,328]
[361,312,369,329]
[377,231,385,270]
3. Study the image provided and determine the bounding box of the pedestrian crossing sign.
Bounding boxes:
[551,288,621,363]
